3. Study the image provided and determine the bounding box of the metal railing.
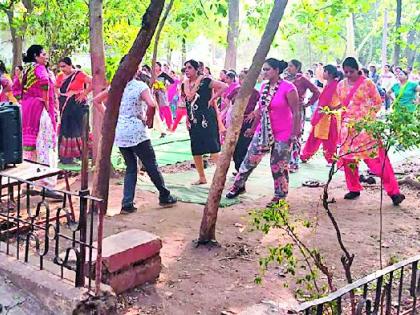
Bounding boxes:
[0,173,104,294]
[296,255,420,314]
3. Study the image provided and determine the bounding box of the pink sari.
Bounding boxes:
[21,63,56,148]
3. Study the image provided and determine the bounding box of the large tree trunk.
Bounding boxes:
[381,9,388,68]
[224,0,240,70]
[198,0,289,244]
[392,0,402,66]
[93,0,165,211]
[345,13,356,57]
[151,0,175,84]
[89,0,108,166]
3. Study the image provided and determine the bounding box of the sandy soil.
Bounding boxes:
[92,160,420,315]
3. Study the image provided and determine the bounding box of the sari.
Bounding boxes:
[57,71,88,159]
[21,63,56,150]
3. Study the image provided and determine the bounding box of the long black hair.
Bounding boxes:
[265,58,288,74]
[342,57,363,75]
[0,60,7,74]
[23,45,44,63]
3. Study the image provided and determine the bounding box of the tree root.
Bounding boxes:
[193,239,220,248]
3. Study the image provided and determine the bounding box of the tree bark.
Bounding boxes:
[181,37,187,65]
[224,0,240,70]
[4,0,32,71]
[198,0,289,244]
[89,0,108,167]
[93,0,165,211]
[151,0,175,84]
[392,0,402,66]
[345,13,356,58]
[381,9,388,68]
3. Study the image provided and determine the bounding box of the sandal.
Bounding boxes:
[192,179,207,185]
[302,180,323,188]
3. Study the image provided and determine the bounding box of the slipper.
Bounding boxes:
[192,180,207,185]
[302,180,323,188]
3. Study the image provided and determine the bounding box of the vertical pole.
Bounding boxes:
[76,189,89,287]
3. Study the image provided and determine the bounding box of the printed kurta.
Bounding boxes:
[337,78,382,160]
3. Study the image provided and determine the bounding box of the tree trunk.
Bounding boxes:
[5,9,23,71]
[345,13,356,57]
[181,37,187,65]
[93,0,165,211]
[224,0,240,70]
[89,0,108,167]
[381,9,388,68]
[404,16,419,68]
[198,0,289,244]
[151,0,175,84]
[392,0,402,66]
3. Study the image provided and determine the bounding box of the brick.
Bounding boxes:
[100,229,162,273]
[105,255,161,294]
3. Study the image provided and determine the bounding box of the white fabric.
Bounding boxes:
[115,80,150,147]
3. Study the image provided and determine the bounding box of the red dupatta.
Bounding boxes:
[311,80,338,126]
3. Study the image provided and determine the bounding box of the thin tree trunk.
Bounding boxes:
[404,16,419,68]
[392,0,402,66]
[198,0,289,244]
[345,13,356,57]
[381,9,388,68]
[224,0,240,70]
[5,8,24,71]
[181,37,187,65]
[89,0,108,167]
[93,0,165,211]
[151,0,175,84]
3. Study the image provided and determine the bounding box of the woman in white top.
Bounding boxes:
[96,65,177,214]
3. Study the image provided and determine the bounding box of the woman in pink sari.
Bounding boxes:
[337,57,405,206]
[21,45,60,198]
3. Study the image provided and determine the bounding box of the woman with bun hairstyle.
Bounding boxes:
[226,58,300,206]
[55,57,92,164]
[337,57,405,206]
[181,59,227,185]
[21,45,61,197]
[301,64,342,164]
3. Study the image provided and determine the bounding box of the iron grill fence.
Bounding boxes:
[296,255,420,314]
[0,173,104,294]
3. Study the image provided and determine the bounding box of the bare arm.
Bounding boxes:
[209,79,228,107]
[287,89,301,139]
[305,77,320,107]
[140,88,157,108]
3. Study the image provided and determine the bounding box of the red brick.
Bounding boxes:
[100,230,162,273]
[105,255,161,294]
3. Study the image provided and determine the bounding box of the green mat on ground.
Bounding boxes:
[58,162,82,172]
[111,129,193,170]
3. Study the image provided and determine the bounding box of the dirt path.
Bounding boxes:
[95,165,420,314]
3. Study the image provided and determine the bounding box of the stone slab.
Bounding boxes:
[104,254,161,294]
[99,229,162,273]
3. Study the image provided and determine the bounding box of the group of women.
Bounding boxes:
[2,45,415,209]
[1,45,96,198]
[223,57,410,207]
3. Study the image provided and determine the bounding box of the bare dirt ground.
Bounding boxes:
[90,159,420,315]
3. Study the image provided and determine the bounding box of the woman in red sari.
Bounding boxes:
[55,57,92,164]
[301,65,342,164]
[337,57,405,206]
